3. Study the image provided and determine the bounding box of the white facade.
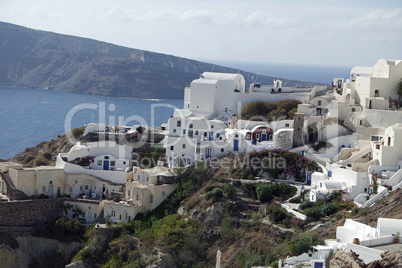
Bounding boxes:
[56,141,131,184]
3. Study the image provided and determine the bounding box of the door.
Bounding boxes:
[209,132,214,141]
[87,211,92,223]
[57,187,61,197]
[234,139,239,151]
[73,182,79,196]
[103,160,109,170]
[205,148,212,159]
[48,185,53,197]
[369,100,372,109]
[261,133,267,141]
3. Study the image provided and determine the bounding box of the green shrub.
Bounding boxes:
[23,155,35,164]
[223,183,236,200]
[256,184,273,202]
[205,187,223,203]
[33,156,50,167]
[71,126,85,139]
[224,200,239,216]
[42,151,52,160]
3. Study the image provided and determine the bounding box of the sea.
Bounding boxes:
[0,61,351,159]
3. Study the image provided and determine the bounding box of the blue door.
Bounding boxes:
[205,148,212,159]
[261,133,267,141]
[103,160,109,170]
[314,262,323,268]
[306,172,312,185]
[234,139,239,151]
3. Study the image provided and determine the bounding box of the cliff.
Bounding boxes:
[0,21,317,99]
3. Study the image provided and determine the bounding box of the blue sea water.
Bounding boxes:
[0,87,183,159]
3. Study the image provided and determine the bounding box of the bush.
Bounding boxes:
[33,156,50,167]
[224,200,239,216]
[205,187,224,203]
[256,184,273,202]
[71,126,85,139]
[42,151,52,160]
[223,183,236,200]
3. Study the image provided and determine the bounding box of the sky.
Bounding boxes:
[1,0,401,67]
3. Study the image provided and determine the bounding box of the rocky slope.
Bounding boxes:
[0,21,318,99]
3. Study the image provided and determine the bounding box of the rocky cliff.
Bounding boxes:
[0,21,317,99]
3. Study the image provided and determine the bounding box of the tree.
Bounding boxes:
[397,78,402,100]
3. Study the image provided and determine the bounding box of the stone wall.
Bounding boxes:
[0,199,64,227]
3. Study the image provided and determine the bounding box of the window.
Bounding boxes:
[85,185,89,190]
[221,148,224,152]
[146,177,149,182]
[88,206,91,210]
[150,195,153,203]
[123,161,126,165]
[195,130,199,135]
[285,123,289,127]
[247,134,250,139]
[81,212,85,218]
[119,214,122,220]
[177,120,181,127]
[235,134,239,138]
[69,187,72,193]
[188,130,193,138]
[42,186,46,193]
[94,213,97,219]
[173,129,176,133]
[137,175,140,180]
[80,186,83,191]
[189,124,193,128]
[104,156,109,159]
[204,132,207,137]
[211,125,214,128]
[136,194,139,200]
[170,146,174,151]
[97,160,102,165]
[162,191,165,196]
[318,100,322,105]
[351,108,356,112]
[111,161,115,166]
[183,129,186,134]
[182,144,186,149]
[49,181,52,184]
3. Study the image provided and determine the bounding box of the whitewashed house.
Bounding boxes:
[56,141,132,184]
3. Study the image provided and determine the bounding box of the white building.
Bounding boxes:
[56,141,132,184]
[165,72,311,167]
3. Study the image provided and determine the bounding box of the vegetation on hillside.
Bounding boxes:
[240,99,301,121]
[247,149,321,181]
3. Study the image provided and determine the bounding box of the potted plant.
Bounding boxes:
[395,232,400,243]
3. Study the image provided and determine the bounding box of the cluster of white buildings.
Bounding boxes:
[283,217,402,267]
[1,59,401,231]
[164,72,311,167]
[306,59,402,207]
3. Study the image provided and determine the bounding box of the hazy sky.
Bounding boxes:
[1,0,401,66]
